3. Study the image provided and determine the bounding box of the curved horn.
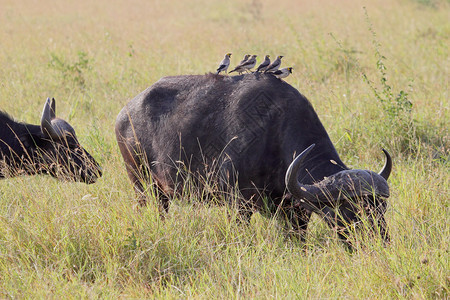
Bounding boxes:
[285,144,323,204]
[378,149,392,180]
[50,97,56,119]
[286,145,391,209]
[40,97,60,139]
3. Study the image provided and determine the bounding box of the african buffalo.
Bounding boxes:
[115,73,391,243]
[0,98,102,183]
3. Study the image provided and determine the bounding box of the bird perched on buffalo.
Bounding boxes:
[264,55,283,73]
[256,55,271,72]
[216,53,232,75]
[272,67,292,79]
[230,54,257,74]
[238,54,251,65]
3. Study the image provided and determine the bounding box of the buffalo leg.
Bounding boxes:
[119,147,170,214]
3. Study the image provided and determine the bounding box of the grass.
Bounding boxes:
[0,0,449,298]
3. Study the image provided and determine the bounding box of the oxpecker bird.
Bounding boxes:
[272,67,293,79]
[239,54,251,65]
[241,54,257,72]
[256,55,271,72]
[230,54,257,74]
[264,55,284,73]
[216,53,232,75]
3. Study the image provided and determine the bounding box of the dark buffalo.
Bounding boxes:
[0,98,102,183]
[115,73,391,243]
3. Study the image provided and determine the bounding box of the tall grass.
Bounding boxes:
[0,0,448,298]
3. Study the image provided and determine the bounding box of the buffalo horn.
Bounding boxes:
[40,98,61,139]
[286,145,391,208]
[378,149,392,180]
[285,144,324,205]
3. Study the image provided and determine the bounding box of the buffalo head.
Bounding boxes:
[285,144,392,243]
[0,98,102,183]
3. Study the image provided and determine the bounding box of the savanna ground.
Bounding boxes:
[0,0,448,298]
